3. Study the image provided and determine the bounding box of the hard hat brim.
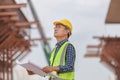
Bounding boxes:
[53,21,64,27]
[53,21,60,27]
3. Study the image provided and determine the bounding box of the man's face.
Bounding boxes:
[54,24,68,38]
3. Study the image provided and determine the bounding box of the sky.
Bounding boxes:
[14,0,120,80]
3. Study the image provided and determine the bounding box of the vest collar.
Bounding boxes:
[56,38,68,47]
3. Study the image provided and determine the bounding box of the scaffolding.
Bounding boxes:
[85,36,120,80]
[0,0,51,80]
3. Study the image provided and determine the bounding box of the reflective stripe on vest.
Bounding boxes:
[50,41,74,80]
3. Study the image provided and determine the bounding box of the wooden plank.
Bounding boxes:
[0,11,17,16]
[10,16,19,21]
[0,4,26,9]
[29,38,51,41]
[84,53,100,57]
[87,45,102,48]
[0,16,19,21]
[14,21,39,27]
[103,48,120,67]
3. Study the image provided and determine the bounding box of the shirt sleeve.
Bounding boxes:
[58,44,76,73]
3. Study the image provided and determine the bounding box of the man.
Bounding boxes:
[42,19,76,80]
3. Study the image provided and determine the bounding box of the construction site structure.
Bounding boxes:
[105,0,120,23]
[85,0,120,80]
[85,36,120,80]
[0,0,51,80]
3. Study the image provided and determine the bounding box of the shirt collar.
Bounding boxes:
[56,38,68,47]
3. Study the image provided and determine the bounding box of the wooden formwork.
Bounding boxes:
[0,0,50,80]
[85,37,120,80]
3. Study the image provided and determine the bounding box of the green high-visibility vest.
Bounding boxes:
[50,41,74,80]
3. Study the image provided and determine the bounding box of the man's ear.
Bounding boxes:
[68,31,70,37]
[65,30,69,35]
[67,30,70,35]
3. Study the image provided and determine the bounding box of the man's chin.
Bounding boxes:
[54,34,58,37]
[54,35,57,37]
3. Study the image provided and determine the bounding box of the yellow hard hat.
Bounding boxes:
[53,19,72,35]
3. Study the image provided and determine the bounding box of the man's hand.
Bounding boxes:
[42,66,53,73]
[42,66,60,73]
[27,70,35,75]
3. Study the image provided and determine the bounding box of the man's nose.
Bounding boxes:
[54,27,58,31]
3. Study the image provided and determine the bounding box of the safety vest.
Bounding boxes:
[50,41,74,80]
